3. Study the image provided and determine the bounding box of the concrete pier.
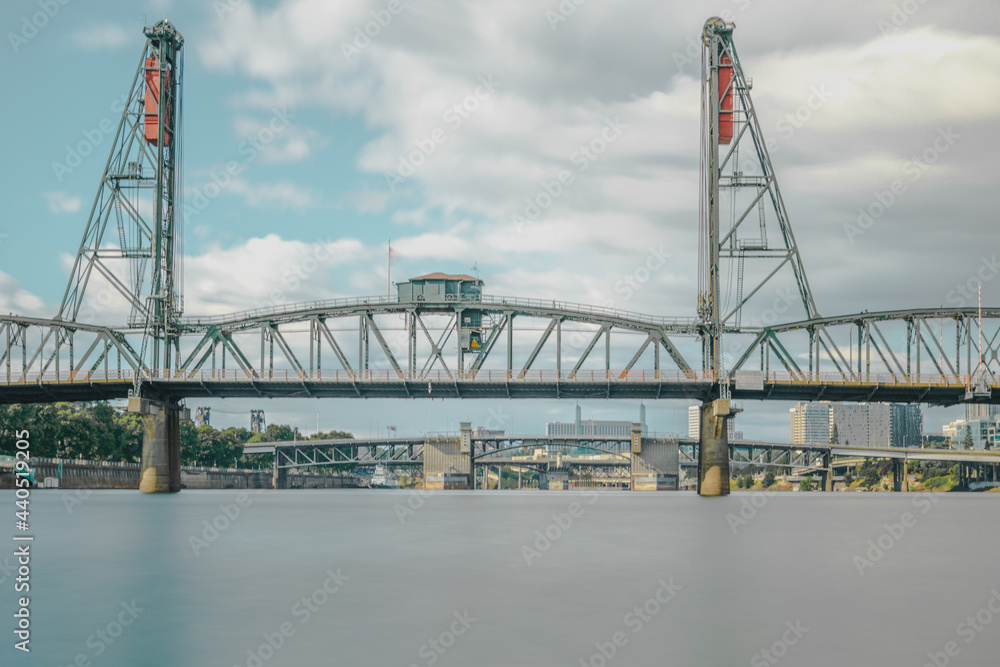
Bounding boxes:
[630,423,679,490]
[129,397,186,494]
[273,464,288,490]
[698,399,731,497]
[423,423,472,490]
[539,470,569,490]
[892,459,909,492]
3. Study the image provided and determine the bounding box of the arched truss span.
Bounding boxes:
[728,307,1000,389]
[175,296,700,382]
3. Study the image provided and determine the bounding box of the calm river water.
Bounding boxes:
[2,490,998,666]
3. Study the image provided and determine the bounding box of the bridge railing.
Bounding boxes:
[177,293,698,328]
[1,368,991,387]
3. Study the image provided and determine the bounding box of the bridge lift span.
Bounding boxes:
[2,19,998,495]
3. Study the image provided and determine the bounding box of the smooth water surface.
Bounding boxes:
[2,490,998,666]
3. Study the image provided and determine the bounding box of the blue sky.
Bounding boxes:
[2,0,998,439]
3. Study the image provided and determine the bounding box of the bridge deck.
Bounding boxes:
[0,369,993,405]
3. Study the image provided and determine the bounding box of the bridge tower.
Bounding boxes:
[698,17,819,372]
[57,20,185,377]
[59,20,187,492]
[697,17,820,494]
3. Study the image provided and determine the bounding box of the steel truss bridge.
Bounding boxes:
[3,304,1000,405]
[2,17,999,414]
[247,434,1000,487]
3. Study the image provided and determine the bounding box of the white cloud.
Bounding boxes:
[183,234,365,315]
[71,24,133,51]
[751,28,1000,130]
[228,178,321,210]
[0,271,47,317]
[44,191,82,215]
[232,116,324,163]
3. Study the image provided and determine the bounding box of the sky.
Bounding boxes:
[1,0,998,440]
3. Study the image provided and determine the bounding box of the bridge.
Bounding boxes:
[246,427,1000,492]
[3,18,998,495]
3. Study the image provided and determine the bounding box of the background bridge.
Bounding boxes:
[3,19,997,495]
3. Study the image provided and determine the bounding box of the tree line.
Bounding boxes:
[0,402,351,469]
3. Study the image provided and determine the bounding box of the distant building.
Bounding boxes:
[546,404,646,437]
[830,402,891,448]
[943,419,967,445]
[966,404,1000,421]
[688,404,736,440]
[472,427,504,438]
[944,416,998,450]
[688,406,700,439]
[890,404,923,447]
[790,402,832,446]
[790,402,923,448]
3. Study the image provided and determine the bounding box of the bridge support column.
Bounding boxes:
[698,399,731,497]
[540,468,569,490]
[129,397,186,494]
[821,452,833,492]
[630,423,680,490]
[272,456,288,490]
[423,426,471,490]
[892,459,908,492]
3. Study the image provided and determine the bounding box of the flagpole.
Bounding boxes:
[387,238,391,300]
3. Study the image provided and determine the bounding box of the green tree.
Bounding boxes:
[312,430,353,440]
[799,476,814,491]
[763,469,776,488]
[963,428,974,450]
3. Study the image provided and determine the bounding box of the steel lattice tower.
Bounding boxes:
[57,20,185,376]
[698,18,819,374]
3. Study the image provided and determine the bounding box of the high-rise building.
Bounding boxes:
[890,404,923,448]
[790,402,831,445]
[791,402,923,448]
[546,404,646,437]
[966,404,1000,420]
[688,404,736,440]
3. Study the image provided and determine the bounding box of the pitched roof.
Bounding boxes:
[410,272,480,282]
